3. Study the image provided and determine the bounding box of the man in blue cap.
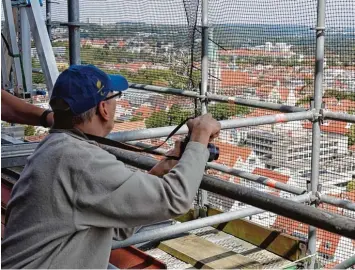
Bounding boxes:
[1,65,221,269]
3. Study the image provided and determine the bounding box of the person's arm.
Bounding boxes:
[148,114,221,177]
[71,114,220,234]
[1,90,54,127]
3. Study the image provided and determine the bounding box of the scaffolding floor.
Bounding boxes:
[144,226,292,269]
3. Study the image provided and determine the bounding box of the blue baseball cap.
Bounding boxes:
[50,65,129,115]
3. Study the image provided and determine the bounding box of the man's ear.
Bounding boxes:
[97,101,110,121]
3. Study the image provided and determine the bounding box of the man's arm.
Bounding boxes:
[1,90,54,127]
[72,114,220,231]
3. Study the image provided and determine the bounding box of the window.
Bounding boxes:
[249,159,256,165]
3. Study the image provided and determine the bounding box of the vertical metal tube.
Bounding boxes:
[46,0,52,41]
[198,0,209,209]
[19,8,32,95]
[68,0,80,65]
[200,0,208,115]
[307,0,326,268]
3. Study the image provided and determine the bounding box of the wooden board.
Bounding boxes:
[159,234,261,269]
[208,208,306,261]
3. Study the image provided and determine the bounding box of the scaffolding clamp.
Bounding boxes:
[319,108,326,124]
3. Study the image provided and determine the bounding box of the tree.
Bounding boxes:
[32,73,45,84]
[346,180,355,192]
[130,115,143,122]
[145,111,169,128]
[24,125,36,136]
[168,104,191,125]
[208,103,250,121]
[347,124,355,146]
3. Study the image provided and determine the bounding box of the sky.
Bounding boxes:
[1,0,354,28]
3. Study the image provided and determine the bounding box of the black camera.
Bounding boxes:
[180,134,219,162]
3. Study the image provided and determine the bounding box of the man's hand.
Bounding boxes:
[148,141,182,177]
[187,113,221,146]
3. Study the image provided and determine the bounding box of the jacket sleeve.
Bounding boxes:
[72,141,209,231]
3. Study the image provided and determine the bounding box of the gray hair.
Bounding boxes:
[72,107,96,125]
[51,98,97,128]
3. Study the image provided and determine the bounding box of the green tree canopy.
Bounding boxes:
[347,124,355,146]
[24,125,36,136]
[145,110,169,128]
[346,180,355,192]
[208,103,250,121]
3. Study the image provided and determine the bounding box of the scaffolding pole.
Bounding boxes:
[128,83,307,113]
[332,254,355,269]
[112,193,311,249]
[307,0,326,267]
[323,109,355,124]
[67,0,80,65]
[206,162,307,195]
[46,0,52,41]
[198,0,209,211]
[101,145,355,239]
[108,110,315,142]
[320,194,355,212]
[206,93,306,113]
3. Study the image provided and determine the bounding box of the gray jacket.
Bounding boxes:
[1,130,209,269]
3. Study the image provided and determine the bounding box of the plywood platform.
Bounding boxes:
[146,226,293,269]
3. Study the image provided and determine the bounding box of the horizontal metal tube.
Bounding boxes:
[128,83,306,113]
[322,109,355,123]
[129,141,306,195]
[200,175,355,239]
[206,162,307,195]
[206,93,306,113]
[103,146,355,239]
[320,194,355,212]
[108,110,315,142]
[112,193,312,249]
[332,254,355,269]
[129,83,201,99]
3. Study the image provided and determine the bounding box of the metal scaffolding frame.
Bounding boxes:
[1,0,355,268]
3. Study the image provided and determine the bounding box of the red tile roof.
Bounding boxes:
[244,109,275,118]
[303,120,352,135]
[214,141,252,167]
[219,49,294,58]
[256,85,275,99]
[133,106,156,118]
[116,99,131,109]
[111,121,146,132]
[221,70,251,88]
[279,88,290,101]
[24,134,47,142]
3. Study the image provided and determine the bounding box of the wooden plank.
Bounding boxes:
[208,208,306,261]
[159,234,261,269]
[175,209,196,223]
